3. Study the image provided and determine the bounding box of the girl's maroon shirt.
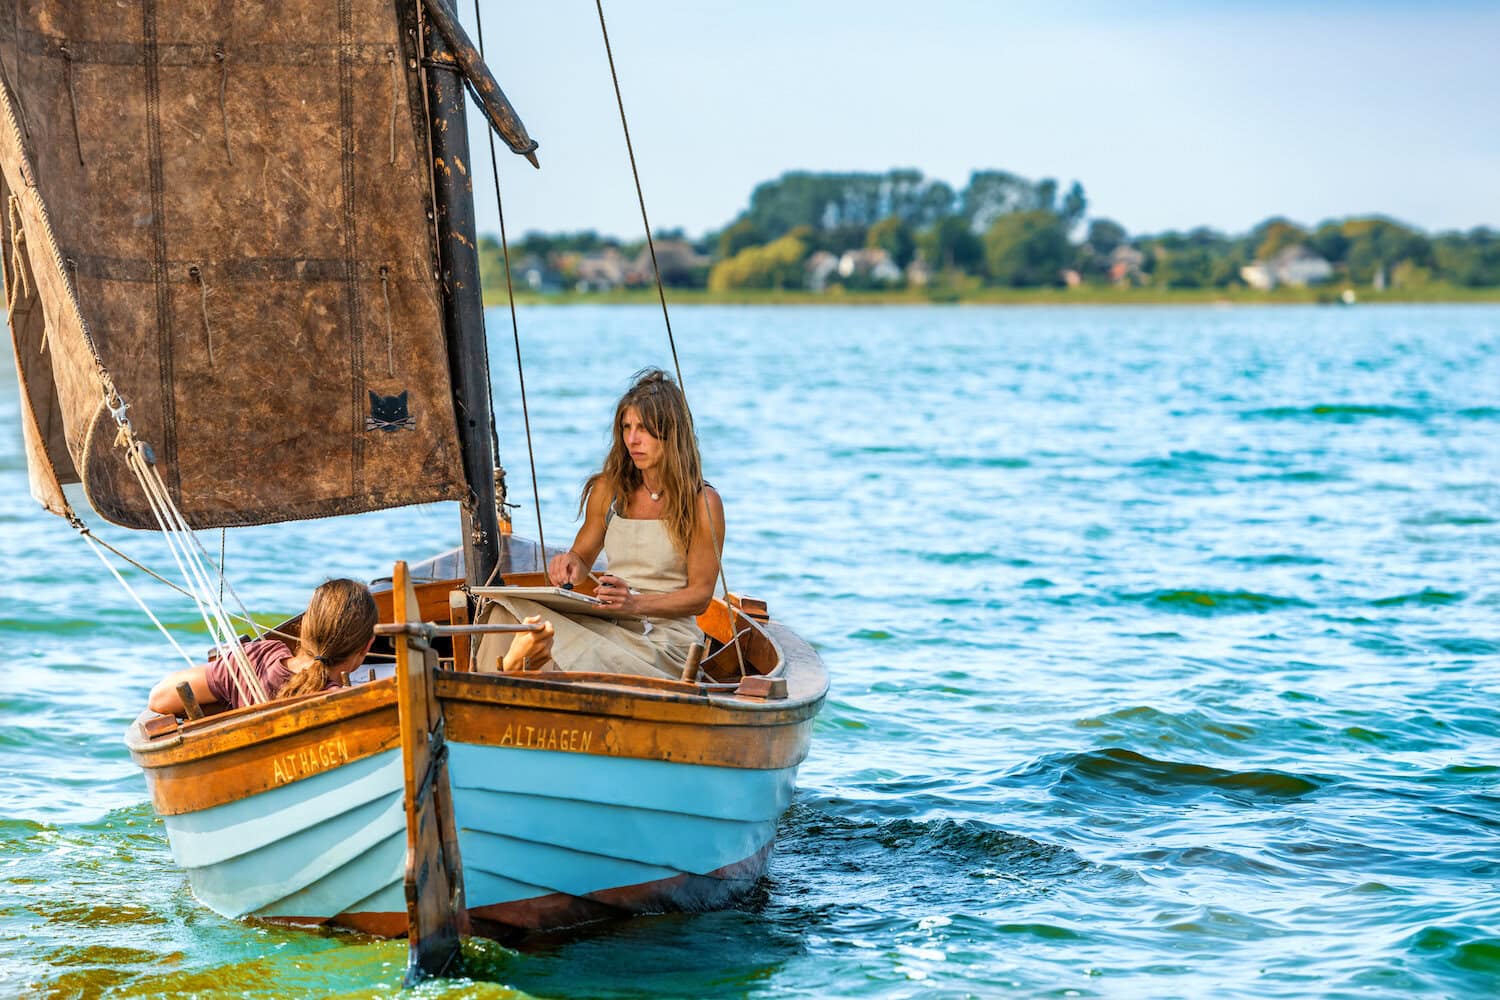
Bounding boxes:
[202,638,305,709]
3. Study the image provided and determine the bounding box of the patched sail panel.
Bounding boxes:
[0,1,467,528]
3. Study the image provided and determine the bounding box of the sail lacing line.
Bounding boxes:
[188,265,215,366]
[213,43,233,165]
[59,43,83,167]
[380,264,396,376]
[60,258,81,357]
[5,194,28,314]
[386,49,399,166]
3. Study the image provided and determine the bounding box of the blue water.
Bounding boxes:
[3,304,1499,998]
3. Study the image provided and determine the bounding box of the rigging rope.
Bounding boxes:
[70,507,298,667]
[121,440,268,705]
[73,520,197,669]
[472,0,547,573]
[592,0,684,393]
[164,478,263,642]
[594,0,747,676]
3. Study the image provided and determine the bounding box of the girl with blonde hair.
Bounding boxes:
[148,578,380,715]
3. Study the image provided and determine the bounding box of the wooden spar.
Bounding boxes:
[393,561,468,983]
[421,0,540,167]
[422,9,502,588]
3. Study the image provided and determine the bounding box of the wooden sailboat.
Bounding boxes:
[1,1,825,980]
[123,556,822,943]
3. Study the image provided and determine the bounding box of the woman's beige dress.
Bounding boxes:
[473,513,703,680]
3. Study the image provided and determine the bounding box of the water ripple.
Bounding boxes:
[5,305,1500,997]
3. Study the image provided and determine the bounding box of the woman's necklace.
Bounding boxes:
[645,482,663,502]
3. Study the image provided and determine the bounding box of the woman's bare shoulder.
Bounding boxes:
[582,478,614,518]
[700,485,725,530]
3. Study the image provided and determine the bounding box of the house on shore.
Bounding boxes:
[806,248,903,291]
[905,257,932,287]
[514,254,563,294]
[1241,245,1334,290]
[805,251,839,292]
[1109,245,1147,286]
[836,248,902,285]
[574,247,629,292]
[628,240,710,287]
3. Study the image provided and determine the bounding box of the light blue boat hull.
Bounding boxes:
[451,743,795,928]
[160,741,797,930]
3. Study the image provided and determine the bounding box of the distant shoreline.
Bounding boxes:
[484,285,1500,307]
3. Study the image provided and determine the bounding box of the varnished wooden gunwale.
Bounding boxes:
[131,671,818,814]
[132,697,400,816]
[128,611,825,818]
[441,697,813,770]
[436,671,821,725]
[125,680,396,763]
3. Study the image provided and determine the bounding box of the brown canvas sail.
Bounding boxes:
[0,2,481,529]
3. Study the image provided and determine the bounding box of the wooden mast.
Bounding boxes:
[423,2,501,589]
[403,0,544,977]
[401,0,503,979]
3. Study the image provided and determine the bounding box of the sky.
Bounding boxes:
[459,1,1500,242]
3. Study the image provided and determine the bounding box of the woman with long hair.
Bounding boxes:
[147,578,380,715]
[476,368,724,679]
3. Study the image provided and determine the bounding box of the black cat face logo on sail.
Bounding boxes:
[366,390,416,432]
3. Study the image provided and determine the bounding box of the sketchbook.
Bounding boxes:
[469,585,627,618]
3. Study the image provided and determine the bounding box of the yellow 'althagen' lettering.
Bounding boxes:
[497,723,595,754]
[269,735,351,785]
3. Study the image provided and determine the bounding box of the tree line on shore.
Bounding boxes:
[478,169,1500,295]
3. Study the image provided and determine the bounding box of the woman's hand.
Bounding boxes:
[548,550,586,587]
[502,615,556,672]
[593,574,639,615]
